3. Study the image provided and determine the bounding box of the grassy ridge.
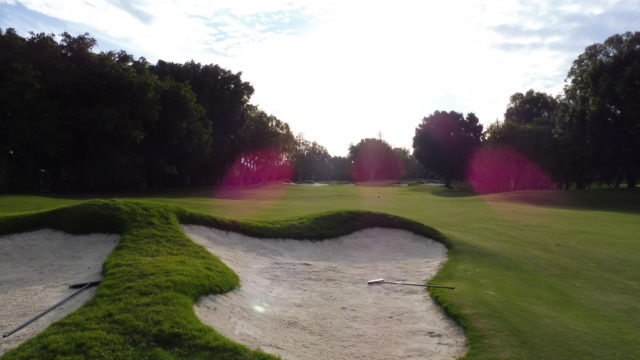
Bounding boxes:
[176,208,449,245]
[0,200,450,359]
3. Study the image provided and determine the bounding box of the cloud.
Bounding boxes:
[0,0,313,60]
[107,0,154,25]
[491,0,640,53]
[0,1,137,53]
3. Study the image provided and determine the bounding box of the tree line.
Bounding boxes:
[4,29,635,193]
[0,29,425,192]
[412,31,640,191]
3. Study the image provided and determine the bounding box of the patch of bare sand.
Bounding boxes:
[0,229,119,355]
[184,226,466,360]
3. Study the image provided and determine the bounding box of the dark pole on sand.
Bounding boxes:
[367,278,455,290]
[2,281,101,339]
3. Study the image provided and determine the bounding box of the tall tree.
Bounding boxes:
[151,60,254,184]
[560,31,640,188]
[392,147,426,179]
[143,79,209,188]
[413,111,483,187]
[329,156,353,181]
[292,135,334,181]
[348,138,403,181]
[485,90,562,186]
[0,29,298,192]
[505,89,558,126]
[219,105,295,186]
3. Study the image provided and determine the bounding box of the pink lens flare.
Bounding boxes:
[220,148,293,187]
[467,147,554,194]
[352,148,404,183]
[215,148,294,203]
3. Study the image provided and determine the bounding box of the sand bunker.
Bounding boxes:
[0,229,119,355]
[185,226,466,360]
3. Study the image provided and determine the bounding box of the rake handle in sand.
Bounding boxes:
[367,278,455,290]
[2,281,100,339]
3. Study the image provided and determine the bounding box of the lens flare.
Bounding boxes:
[220,148,294,189]
[352,148,403,183]
[467,147,554,194]
[465,147,567,220]
[214,148,294,217]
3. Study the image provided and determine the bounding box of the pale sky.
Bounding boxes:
[1,0,639,155]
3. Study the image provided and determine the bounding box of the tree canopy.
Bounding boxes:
[0,29,293,192]
[412,111,483,187]
[504,90,558,126]
[348,138,405,182]
[2,28,639,192]
[559,31,640,188]
[484,32,640,190]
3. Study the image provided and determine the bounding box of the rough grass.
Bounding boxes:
[0,199,447,359]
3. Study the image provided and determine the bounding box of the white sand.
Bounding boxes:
[185,226,466,360]
[0,229,119,355]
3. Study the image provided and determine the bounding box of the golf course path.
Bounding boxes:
[0,229,119,355]
[185,225,466,360]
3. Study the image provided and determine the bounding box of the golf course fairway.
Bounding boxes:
[0,184,638,359]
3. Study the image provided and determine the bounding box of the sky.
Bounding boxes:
[1,0,639,155]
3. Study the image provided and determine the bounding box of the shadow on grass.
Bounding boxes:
[411,183,477,198]
[481,188,640,214]
[411,183,640,214]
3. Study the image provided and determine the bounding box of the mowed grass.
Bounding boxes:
[1,185,639,359]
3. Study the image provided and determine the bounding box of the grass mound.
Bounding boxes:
[0,200,449,359]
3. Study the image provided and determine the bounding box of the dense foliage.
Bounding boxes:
[291,135,347,182]
[347,138,425,181]
[412,111,483,187]
[0,29,296,192]
[0,29,428,192]
[4,28,636,192]
[415,32,640,191]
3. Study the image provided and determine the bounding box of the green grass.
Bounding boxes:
[1,185,639,359]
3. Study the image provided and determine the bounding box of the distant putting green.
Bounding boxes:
[1,185,639,359]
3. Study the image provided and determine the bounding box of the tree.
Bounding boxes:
[0,29,298,192]
[238,105,295,155]
[329,156,352,181]
[485,90,562,187]
[219,105,295,186]
[505,90,558,126]
[413,111,483,187]
[143,80,209,188]
[348,138,403,182]
[560,31,640,188]
[151,60,255,184]
[292,135,334,181]
[392,147,425,179]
